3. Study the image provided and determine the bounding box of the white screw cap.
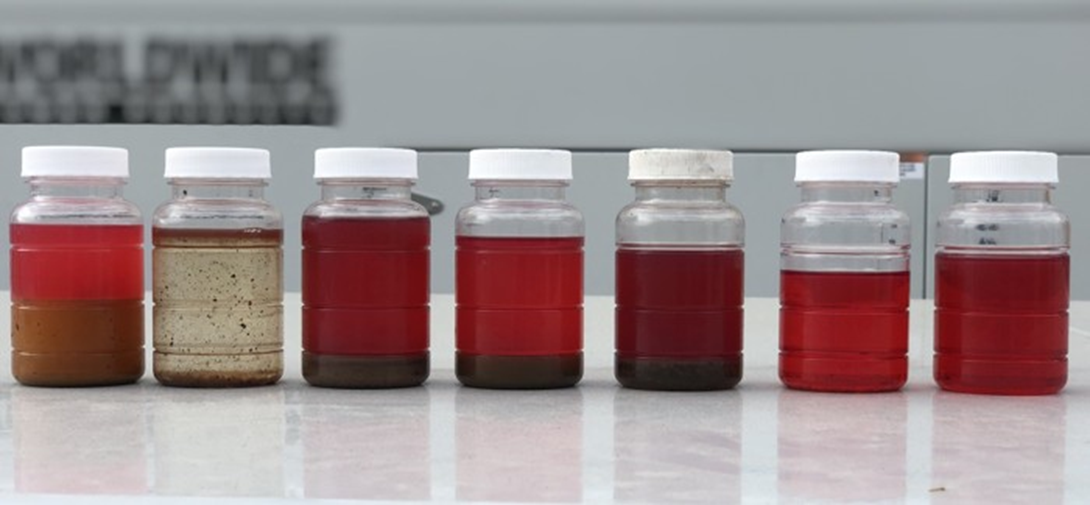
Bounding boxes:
[795,150,900,183]
[22,146,129,178]
[315,148,418,180]
[949,151,1058,184]
[628,149,733,181]
[165,147,271,179]
[469,149,572,181]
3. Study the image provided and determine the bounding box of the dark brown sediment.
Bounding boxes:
[152,354,282,388]
[456,352,582,389]
[303,352,429,389]
[615,355,743,391]
[12,299,144,387]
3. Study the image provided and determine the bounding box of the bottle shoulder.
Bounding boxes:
[936,203,1069,249]
[456,200,583,223]
[781,201,909,225]
[615,201,745,247]
[456,199,583,237]
[938,203,1068,226]
[617,200,744,222]
[303,199,429,219]
[152,198,283,229]
[780,202,911,251]
[11,197,142,225]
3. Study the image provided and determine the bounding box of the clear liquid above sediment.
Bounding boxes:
[152,227,284,387]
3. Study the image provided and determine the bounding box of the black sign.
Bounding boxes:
[0,37,338,125]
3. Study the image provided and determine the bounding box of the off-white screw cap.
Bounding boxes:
[314,148,418,180]
[22,146,129,178]
[165,147,271,179]
[468,149,572,181]
[949,151,1058,184]
[628,149,733,181]
[795,150,900,183]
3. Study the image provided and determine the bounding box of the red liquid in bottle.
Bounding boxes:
[11,224,144,300]
[455,236,583,388]
[615,248,744,390]
[10,223,144,386]
[779,270,909,392]
[935,252,1068,395]
[302,216,430,387]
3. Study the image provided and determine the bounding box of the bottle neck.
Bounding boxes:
[953,184,1052,204]
[170,178,267,200]
[632,181,727,202]
[473,180,568,201]
[319,179,414,201]
[799,183,894,203]
[28,177,125,198]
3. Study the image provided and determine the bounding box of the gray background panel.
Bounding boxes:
[0,4,1088,151]
[330,20,1090,152]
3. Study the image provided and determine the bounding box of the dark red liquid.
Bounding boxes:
[456,236,583,357]
[11,223,143,301]
[615,248,744,358]
[935,252,1069,395]
[302,216,429,356]
[779,270,909,392]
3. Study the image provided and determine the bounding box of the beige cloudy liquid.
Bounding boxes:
[152,227,283,387]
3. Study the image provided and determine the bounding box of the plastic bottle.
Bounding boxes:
[455,149,584,389]
[152,147,284,387]
[302,148,430,388]
[10,146,144,386]
[780,150,910,392]
[935,151,1069,395]
[614,149,744,390]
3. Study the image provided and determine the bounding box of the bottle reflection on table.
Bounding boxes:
[613,388,741,503]
[778,390,908,502]
[931,392,1065,503]
[456,388,583,502]
[14,386,149,495]
[151,387,285,497]
[302,386,431,500]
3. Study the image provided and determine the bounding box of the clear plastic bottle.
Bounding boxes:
[935,151,1069,395]
[614,149,744,390]
[10,146,144,386]
[302,148,431,388]
[455,149,584,389]
[152,147,284,387]
[780,150,910,392]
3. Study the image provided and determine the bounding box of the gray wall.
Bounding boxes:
[0,1,1087,298]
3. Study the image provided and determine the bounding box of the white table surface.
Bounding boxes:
[1,293,1089,504]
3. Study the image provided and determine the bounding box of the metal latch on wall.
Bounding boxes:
[412,192,444,215]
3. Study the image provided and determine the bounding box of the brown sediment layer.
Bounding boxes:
[303,352,429,389]
[456,352,582,389]
[615,355,742,391]
[12,298,144,387]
